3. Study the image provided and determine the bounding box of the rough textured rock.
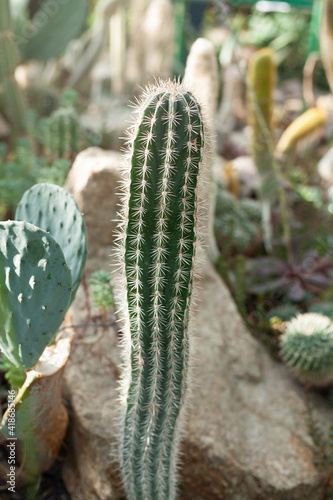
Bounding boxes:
[62,149,333,499]
[65,147,123,258]
[62,254,331,500]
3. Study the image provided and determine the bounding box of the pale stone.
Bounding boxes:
[184,37,219,126]
[65,148,123,258]
[230,155,260,198]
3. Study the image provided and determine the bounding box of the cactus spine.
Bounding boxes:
[118,81,205,500]
[0,0,27,131]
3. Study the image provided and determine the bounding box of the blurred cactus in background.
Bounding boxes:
[44,89,82,159]
[0,0,27,132]
[247,47,277,200]
[14,0,89,62]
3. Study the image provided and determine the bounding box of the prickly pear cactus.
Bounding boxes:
[281,313,333,386]
[0,221,72,369]
[15,183,87,300]
[118,81,205,500]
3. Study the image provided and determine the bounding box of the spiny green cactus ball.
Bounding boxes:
[281,313,333,385]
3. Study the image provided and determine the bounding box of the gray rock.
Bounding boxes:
[231,155,260,198]
[62,148,332,499]
[65,147,123,259]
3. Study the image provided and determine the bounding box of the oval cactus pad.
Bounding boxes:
[16,183,87,301]
[0,221,72,369]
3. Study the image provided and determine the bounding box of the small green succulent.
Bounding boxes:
[214,183,261,252]
[309,302,333,322]
[89,271,115,312]
[281,313,333,385]
[268,304,299,322]
[0,354,25,390]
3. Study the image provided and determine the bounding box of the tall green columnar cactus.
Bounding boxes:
[119,81,205,500]
[248,47,276,198]
[0,0,27,131]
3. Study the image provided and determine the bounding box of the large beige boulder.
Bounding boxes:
[62,148,332,499]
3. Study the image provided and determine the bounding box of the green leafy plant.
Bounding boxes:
[310,301,333,321]
[44,89,83,159]
[89,270,115,312]
[214,182,261,254]
[0,90,95,219]
[268,303,299,322]
[117,80,205,500]
[0,354,25,390]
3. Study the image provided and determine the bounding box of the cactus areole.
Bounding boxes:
[119,81,205,500]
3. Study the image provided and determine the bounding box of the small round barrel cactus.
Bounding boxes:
[118,80,205,500]
[280,313,333,386]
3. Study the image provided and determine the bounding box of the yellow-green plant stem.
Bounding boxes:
[0,371,37,430]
